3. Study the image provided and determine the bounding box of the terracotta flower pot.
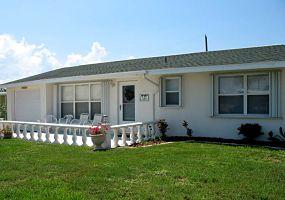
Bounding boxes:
[91,134,106,150]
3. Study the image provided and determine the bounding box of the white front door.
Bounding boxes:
[119,82,136,124]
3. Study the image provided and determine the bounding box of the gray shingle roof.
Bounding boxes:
[5,45,285,84]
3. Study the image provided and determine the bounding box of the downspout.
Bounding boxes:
[143,71,160,121]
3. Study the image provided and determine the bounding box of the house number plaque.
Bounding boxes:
[139,94,149,101]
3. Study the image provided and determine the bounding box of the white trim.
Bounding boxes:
[59,82,103,119]
[160,76,182,107]
[214,71,275,117]
[2,61,285,88]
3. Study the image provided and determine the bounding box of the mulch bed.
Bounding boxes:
[129,136,285,149]
[129,140,167,147]
[164,136,285,149]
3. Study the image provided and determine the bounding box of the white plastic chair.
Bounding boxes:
[45,115,57,124]
[92,114,102,126]
[79,113,89,125]
[59,115,73,124]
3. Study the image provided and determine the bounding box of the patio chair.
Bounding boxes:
[91,114,102,126]
[79,113,89,125]
[59,115,73,124]
[45,115,57,124]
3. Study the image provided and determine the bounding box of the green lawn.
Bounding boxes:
[0,140,285,200]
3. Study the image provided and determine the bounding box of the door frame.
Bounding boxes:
[118,81,137,124]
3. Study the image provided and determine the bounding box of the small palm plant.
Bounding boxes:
[182,120,193,138]
[268,127,285,143]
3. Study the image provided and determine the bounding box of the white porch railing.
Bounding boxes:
[0,120,158,148]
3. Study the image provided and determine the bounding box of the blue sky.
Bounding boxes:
[0,0,284,83]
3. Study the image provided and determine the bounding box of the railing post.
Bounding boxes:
[121,127,127,146]
[136,125,142,143]
[29,125,35,141]
[38,126,43,142]
[72,128,78,146]
[82,128,88,146]
[63,128,68,145]
[54,127,60,144]
[113,128,119,148]
[143,124,149,141]
[16,124,21,138]
[129,126,135,145]
[45,126,51,143]
[23,124,28,140]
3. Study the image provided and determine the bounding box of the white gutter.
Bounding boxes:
[2,60,285,88]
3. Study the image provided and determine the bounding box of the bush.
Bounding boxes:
[237,123,263,141]
[268,127,285,143]
[157,119,169,140]
[182,120,193,137]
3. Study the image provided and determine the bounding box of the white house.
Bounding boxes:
[2,45,285,140]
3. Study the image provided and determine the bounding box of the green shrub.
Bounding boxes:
[237,123,263,141]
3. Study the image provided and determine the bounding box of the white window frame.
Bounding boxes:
[59,82,102,119]
[161,76,182,107]
[214,72,272,118]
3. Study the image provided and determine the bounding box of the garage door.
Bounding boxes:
[15,89,41,122]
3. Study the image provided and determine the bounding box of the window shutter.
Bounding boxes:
[270,71,281,118]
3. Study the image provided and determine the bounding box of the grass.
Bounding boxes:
[0,139,285,200]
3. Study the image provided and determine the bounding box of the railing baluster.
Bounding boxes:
[72,128,78,146]
[149,123,155,139]
[30,125,35,141]
[82,128,88,146]
[113,128,119,148]
[136,125,142,143]
[54,127,60,144]
[38,126,43,142]
[45,126,51,143]
[129,126,135,145]
[143,124,149,141]
[63,128,68,145]
[121,127,127,146]
[10,123,16,138]
[23,124,28,140]
[16,124,21,138]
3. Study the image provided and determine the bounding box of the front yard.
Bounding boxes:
[0,140,285,199]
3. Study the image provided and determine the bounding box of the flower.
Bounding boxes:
[89,125,109,136]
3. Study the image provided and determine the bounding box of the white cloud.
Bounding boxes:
[64,42,107,67]
[0,34,108,84]
[126,55,136,60]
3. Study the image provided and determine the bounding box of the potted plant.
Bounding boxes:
[89,124,109,150]
[0,125,12,139]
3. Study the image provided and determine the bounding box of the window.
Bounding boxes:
[214,72,279,117]
[60,83,102,119]
[90,84,102,119]
[161,77,181,107]
[61,86,74,118]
